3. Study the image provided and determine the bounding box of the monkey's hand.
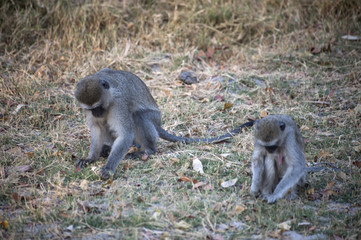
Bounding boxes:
[250,189,260,197]
[250,184,261,197]
[100,167,114,180]
[266,195,279,204]
[76,159,94,168]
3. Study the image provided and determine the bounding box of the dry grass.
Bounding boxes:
[1,0,361,239]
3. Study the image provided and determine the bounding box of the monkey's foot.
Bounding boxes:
[76,159,94,168]
[100,167,114,180]
[124,151,144,159]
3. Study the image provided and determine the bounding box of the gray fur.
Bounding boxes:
[75,68,252,180]
[250,114,306,203]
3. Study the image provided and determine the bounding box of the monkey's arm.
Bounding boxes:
[100,131,134,180]
[266,145,305,203]
[76,123,105,168]
[250,147,265,196]
[159,121,254,143]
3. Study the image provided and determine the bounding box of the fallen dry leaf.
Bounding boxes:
[192,158,204,174]
[0,220,9,229]
[234,204,247,214]
[203,183,214,191]
[341,35,360,41]
[306,188,315,195]
[325,181,335,190]
[223,102,233,110]
[11,104,26,114]
[90,189,105,197]
[196,50,207,60]
[24,151,35,158]
[316,149,331,160]
[206,46,215,59]
[59,212,70,218]
[308,226,317,231]
[53,150,63,157]
[199,97,209,103]
[14,165,32,173]
[333,234,343,240]
[79,180,88,190]
[277,220,292,230]
[220,178,237,188]
[193,181,207,189]
[123,162,133,170]
[215,94,224,102]
[169,157,179,166]
[297,221,311,227]
[168,212,175,223]
[259,110,268,118]
[77,201,101,214]
[12,192,21,201]
[268,229,284,238]
[7,147,22,156]
[322,181,338,198]
[310,47,321,54]
[150,209,161,220]
[174,220,192,230]
[352,160,361,168]
[337,172,347,181]
[101,179,113,187]
[178,176,198,184]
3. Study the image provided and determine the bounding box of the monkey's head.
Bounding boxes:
[74,76,111,118]
[254,115,287,153]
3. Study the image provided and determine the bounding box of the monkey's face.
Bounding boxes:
[75,76,111,118]
[254,116,287,153]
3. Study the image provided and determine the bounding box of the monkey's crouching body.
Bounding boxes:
[75,68,254,180]
[75,68,163,180]
[250,114,306,203]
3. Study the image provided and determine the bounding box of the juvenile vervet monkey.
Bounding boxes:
[74,68,253,180]
[249,114,306,203]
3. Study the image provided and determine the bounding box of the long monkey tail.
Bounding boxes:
[158,121,254,143]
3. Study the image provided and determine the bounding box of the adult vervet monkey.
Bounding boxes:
[74,68,253,180]
[249,114,306,203]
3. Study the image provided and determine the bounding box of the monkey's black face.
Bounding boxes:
[265,145,278,153]
[90,105,106,118]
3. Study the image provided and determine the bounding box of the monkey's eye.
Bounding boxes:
[279,121,286,131]
[100,80,110,89]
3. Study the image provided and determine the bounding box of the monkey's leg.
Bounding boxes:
[100,133,134,180]
[250,153,265,197]
[284,171,306,200]
[133,110,159,155]
[267,165,304,203]
[76,126,105,168]
[261,156,277,199]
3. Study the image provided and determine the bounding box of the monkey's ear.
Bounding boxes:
[100,80,110,89]
[279,121,286,131]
